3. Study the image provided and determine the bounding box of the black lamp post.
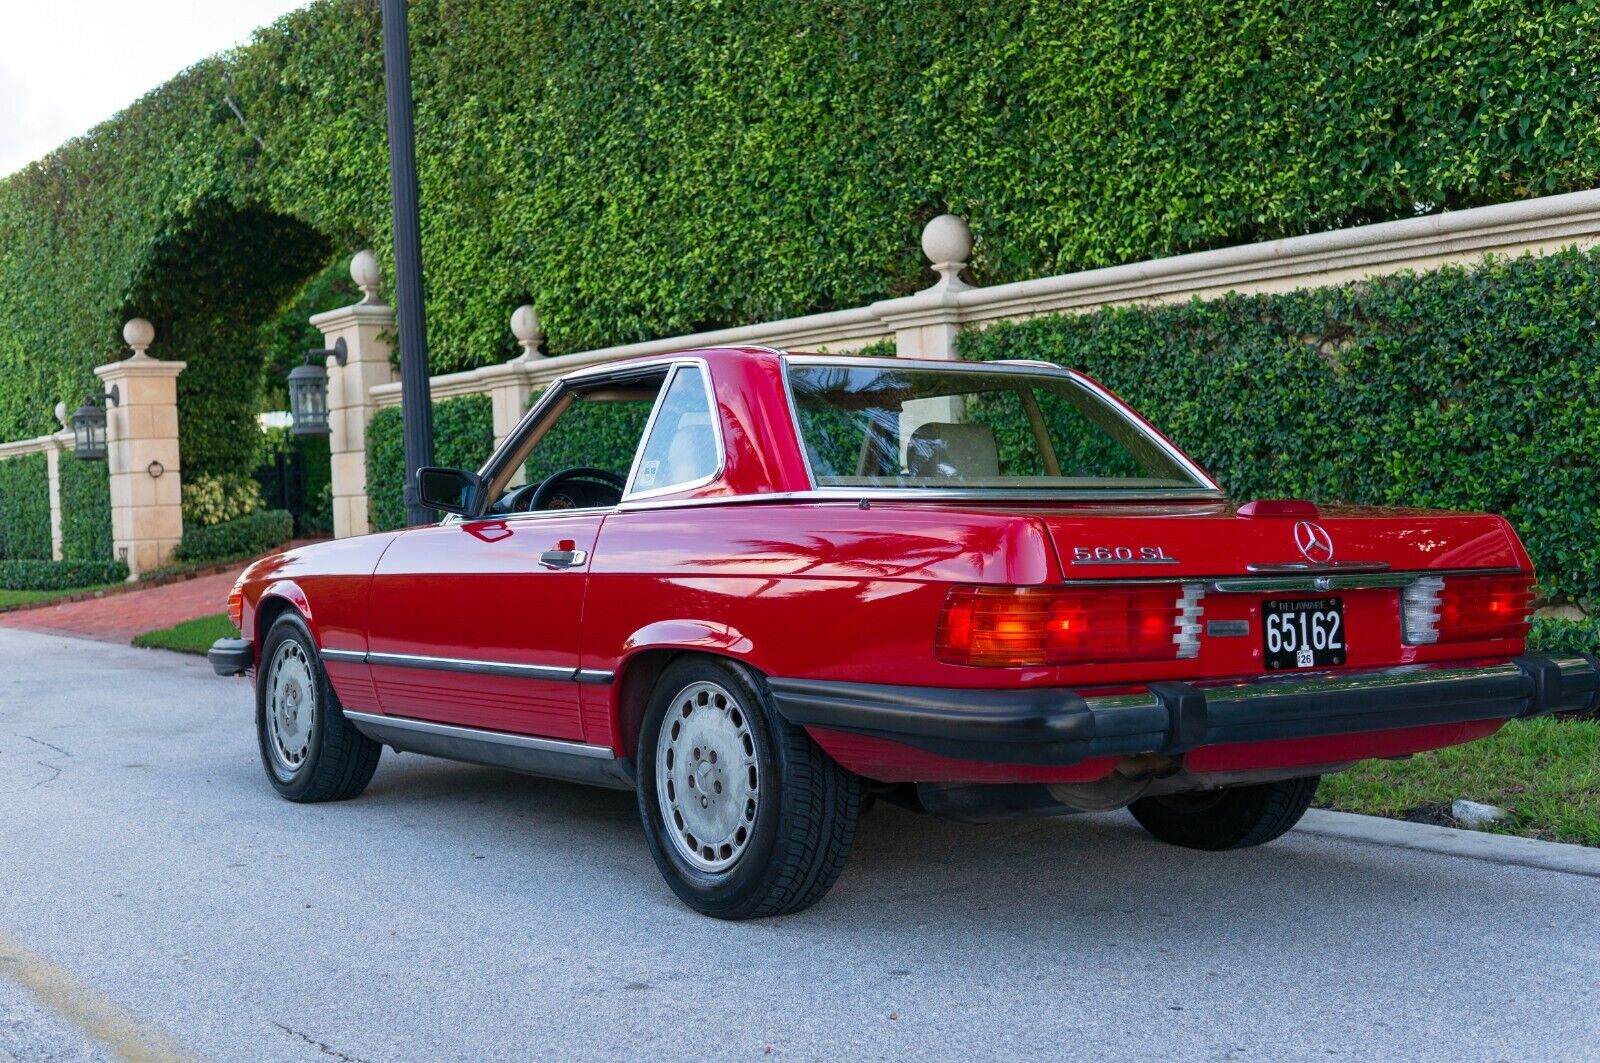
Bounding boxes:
[381,0,435,525]
[289,338,346,437]
[71,385,118,461]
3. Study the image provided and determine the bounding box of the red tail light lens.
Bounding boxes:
[1402,574,1533,645]
[936,584,1203,666]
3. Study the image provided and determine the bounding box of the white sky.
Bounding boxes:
[0,1,312,177]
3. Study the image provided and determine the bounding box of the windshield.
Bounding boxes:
[785,362,1212,493]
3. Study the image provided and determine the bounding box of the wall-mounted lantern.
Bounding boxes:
[289,337,347,436]
[71,385,119,460]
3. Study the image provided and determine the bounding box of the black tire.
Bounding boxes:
[636,657,861,919]
[1128,776,1320,851]
[255,612,381,803]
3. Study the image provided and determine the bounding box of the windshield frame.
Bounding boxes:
[780,355,1224,500]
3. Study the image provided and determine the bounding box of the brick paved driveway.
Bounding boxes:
[0,568,242,643]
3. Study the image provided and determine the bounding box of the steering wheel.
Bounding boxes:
[508,466,626,513]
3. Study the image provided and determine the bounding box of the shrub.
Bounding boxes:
[0,559,127,591]
[0,454,51,560]
[57,457,113,561]
[181,472,262,528]
[366,396,494,532]
[171,509,293,564]
[1528,616,1600,658]
[960,248,1600,608]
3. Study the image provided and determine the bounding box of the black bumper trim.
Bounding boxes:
[208,638,253,677]
[768,654,1600,766]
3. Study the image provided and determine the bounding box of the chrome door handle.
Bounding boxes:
[538,548,587,569]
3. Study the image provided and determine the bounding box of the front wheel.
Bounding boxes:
[1128,776,1319,851]
[637,657,861,919]
[256,612,381,803]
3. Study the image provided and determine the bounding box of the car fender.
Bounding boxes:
[618,619,757,665]
[253,579,316,645]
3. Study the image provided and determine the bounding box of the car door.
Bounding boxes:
[364,369,665,740]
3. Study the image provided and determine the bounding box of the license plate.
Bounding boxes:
[1262,597,1346,670]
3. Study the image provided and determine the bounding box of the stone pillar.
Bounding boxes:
[309,250,397,539]
[492,304,545,445]
[875,214,974,361]
[95,318,185,578]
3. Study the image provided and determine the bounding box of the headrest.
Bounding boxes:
[906,422,999,479]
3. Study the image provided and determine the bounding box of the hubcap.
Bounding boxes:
[654,680,760,872]
[265,640,316,781]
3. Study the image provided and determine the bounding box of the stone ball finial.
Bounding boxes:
[351,250,384,304]
[920,214,973,291]
[123,317,155,358]
[511,304,545,360]
[54,401,68,429]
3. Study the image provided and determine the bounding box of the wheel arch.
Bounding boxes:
[609,620,765,759]
[253,580,315,648]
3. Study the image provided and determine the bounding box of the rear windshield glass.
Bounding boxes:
[786,363,1209,492]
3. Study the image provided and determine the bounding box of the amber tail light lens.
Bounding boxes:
[1401,574,1534,645]
[226,577,245,632]
[936,584,1203,667]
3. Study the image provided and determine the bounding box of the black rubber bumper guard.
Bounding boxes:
[208,638,254,677]
[767,654,1600,767]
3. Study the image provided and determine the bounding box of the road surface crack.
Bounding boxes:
[273,1022,376,1063]
[29,761,61,789]
[14,733,71,758]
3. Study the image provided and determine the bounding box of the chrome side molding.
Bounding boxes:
[319,648,615,685]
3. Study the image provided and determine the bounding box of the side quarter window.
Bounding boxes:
[629,366,720,496]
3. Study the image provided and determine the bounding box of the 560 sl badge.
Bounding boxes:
[1071,546,1179,565]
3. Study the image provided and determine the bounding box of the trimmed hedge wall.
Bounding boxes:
[5,0,1600,480]
[171,509,294,564]
[0,559,127,591]
[0,454,51,560]
[960,248,1600,607]
[1528,617,1600,657]
[57,458,113,561]
[366,396,495,532]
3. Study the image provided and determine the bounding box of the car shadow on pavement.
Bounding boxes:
[339,752,1535,942]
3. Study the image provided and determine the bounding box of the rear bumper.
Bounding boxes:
[769,654,1600,766]
[208,638,254,677]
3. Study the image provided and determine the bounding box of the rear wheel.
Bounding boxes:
[1128,776,1319,851]
[637,657,861,919]
[256,612,381,803]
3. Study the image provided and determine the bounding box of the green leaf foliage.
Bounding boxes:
[0,454,51,560]
[1528,616,1600,657]
[171,509,293,564]
[56,458,113,561]
[960,248,1600,606]
[365,396,495,532]
[0,559,127,591]
[6,0,1600,495]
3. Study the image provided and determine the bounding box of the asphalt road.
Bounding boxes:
[0,627,1596,1063]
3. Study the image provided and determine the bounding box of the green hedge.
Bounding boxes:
[4,0,1600,479]
[0,559,127,591]
[57,458,112,561]
[171,509,293,564]
[960,248,1600,607]
[0,454,51,560]
[366,396,495,532]
[1528,617,1600,657]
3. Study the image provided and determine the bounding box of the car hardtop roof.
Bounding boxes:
[555,345,1081,383]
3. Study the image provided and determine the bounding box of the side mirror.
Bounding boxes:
[416,466,486,517]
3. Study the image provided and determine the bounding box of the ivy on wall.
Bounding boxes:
[0,454,52,560]
[959,248,1600,607]
[57,459,113,561]
[365,395,495,532]
[5,0,1600,490]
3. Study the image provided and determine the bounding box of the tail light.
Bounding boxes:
[936,584,1203,667]
[226,576,246,632]
[1402,574,1533,645]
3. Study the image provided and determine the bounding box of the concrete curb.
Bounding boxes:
[1299,809,1600,879]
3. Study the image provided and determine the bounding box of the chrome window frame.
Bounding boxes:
[620,361,727,501]
[441,355,720,526]
[778,354,1224,501]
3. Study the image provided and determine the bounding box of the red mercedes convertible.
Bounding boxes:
[210,347,1596,918]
